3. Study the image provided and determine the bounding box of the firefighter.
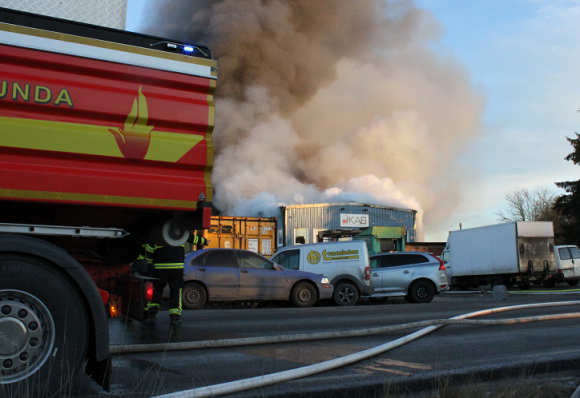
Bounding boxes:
[131,243,150,276]
[145,232,209,325]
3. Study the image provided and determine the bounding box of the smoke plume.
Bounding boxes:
[141,0,484,240]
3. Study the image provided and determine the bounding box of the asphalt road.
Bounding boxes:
[71,288,580,398]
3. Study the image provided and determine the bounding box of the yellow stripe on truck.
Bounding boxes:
[0,116,204,162]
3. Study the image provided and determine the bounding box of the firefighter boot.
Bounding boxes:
[169,314,182,326]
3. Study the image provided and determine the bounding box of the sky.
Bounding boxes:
[126,0,580,242]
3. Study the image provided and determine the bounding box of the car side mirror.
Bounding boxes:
[273,264,282,271]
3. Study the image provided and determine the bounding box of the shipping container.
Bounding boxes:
[189,216,277,258]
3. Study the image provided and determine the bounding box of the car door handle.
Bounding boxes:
[403,270,410,274]
[240,270,248,273]
[198,268,205,272]
[372,273,379,277]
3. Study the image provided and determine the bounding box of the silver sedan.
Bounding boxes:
[368,251,449,303]
[166,248,333,309]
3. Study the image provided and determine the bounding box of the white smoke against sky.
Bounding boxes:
[142,0,484,240]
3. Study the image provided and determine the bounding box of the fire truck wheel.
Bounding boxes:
[290,282,317,308]
[567,279,579,287]
[0,254,89,398]
[333,282,359,306]
[182,282,207,310]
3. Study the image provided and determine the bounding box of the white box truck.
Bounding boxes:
[440,221,556,290]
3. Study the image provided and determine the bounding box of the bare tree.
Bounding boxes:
[496,185,559,223]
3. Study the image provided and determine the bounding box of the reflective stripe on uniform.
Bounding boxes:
[154,263,184,269]
[168,289,183,315]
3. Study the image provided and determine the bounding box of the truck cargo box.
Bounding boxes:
[0,7,216,220]
[441,221,556,290]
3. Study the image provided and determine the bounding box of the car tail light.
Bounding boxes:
[145,281,154,302]
[436,256,446,271]
[558,269,564,274]
[365,266,371,281]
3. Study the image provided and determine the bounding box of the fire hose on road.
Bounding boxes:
[109,300,580,398]
[111,312,580,355]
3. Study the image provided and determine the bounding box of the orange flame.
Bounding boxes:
[109,86,154,160]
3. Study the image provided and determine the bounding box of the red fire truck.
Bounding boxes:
[0,7,216,397]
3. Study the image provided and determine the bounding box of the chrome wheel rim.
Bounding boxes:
[0,290,55,384]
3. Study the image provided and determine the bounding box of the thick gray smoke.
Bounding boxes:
[141,0,484,240]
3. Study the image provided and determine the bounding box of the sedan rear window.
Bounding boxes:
[190,252,207,266]
[406,254,429,264]
[384,254,408,267]
[235,251,274,270]
[203,251,235,267]
[383,254,429,267]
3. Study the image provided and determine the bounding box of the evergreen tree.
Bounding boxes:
[554,132,580,245]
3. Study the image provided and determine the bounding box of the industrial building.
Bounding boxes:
[0,0,128,29]
[277,202,417,248]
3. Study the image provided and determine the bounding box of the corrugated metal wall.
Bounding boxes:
[279,203,417,247]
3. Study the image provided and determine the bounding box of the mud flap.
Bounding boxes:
[86,355,112,392]
[119,275,147,321]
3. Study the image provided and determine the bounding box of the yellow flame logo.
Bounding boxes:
[109,86,154,160]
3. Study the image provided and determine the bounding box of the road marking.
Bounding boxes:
[363,366,413,376]
[354,369,374,375]
[373,359,431,370]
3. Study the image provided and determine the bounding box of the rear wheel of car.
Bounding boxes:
[567,279,579,287]
[290,282,317,308]
[543,279,556,288]
[333,283,359,306]
[182,282,207,310]
[406,280,435,304]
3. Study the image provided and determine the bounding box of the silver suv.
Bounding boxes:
[369,252,449,303]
